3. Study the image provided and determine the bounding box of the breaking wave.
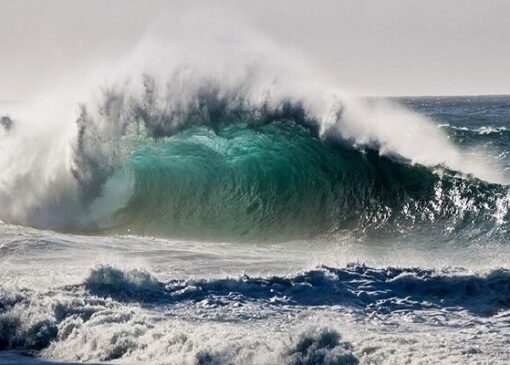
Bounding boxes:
[0,24,508,242]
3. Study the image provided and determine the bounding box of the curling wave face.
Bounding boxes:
[95,117,510,242]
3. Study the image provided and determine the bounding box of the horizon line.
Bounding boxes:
[1,93,510,103]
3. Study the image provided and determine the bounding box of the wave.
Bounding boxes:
[2,93,510,241]
[0,24,508,241]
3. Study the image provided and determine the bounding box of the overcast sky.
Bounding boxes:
[1,0,509,99]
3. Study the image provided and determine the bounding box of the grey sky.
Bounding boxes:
[1,0,509,99]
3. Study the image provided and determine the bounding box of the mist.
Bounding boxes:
[1,0,509,100]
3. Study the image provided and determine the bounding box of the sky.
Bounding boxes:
[0,0,509,99]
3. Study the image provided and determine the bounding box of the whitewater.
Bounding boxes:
[1,12,510,365]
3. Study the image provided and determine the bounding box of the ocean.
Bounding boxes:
[1,91,510,364]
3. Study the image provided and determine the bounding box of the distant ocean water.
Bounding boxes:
[1,89,510,363]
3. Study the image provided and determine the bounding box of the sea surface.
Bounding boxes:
[1,94,510,364]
